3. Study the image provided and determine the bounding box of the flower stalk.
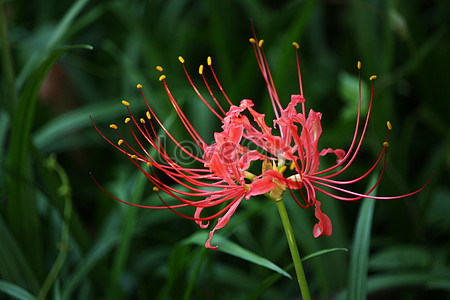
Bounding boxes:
[275,199,311,300]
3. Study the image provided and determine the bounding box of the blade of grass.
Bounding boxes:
[53,280,62,300]
[105,170,147,300]
[33,99,147,152]
[0,3,18,112]
[16,0,90,88]
[182,231,291,279]
[302,247,348,262]
[62,224,120,300]
[156,244,192,300]
[347,174,378,300]
[243,248,348,300]
[182,248,207,300]
[45,0,90,51]
[0,280,38,300]
[368,271,450,293]
[0,215,39,293]
[335,270,450,299]
[7,44,92,278]
[0,110,10,179]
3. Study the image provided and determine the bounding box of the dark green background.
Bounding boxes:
[1,0,449,299]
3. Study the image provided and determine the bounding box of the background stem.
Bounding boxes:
[0,3,18,112]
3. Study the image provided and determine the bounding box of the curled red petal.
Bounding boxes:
[319,147,346,163]
[205,196,243,250]
[313,200,332,237]
[291,94,305,103]
[195,207,210,228]
[245,175,277,199]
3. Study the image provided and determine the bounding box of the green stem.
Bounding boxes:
[275,199,311,300]
[38,155,72,300]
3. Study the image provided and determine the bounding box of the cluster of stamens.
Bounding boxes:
[90,31,431,248]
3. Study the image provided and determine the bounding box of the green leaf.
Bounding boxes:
[16,0,91,88]
[368,271,450,292]
[7,44,92,279]
[106,167,149,300]
[53,280,62,300]
[34,100,147,152]
[0,280,38,300]
[369,245,431,271]
[335,270,450,299]
[302,247,348,262]
[62,229,119,300]
[0,215,39,293]
[347,175,378,300]
[182,231,291,278]
[244,247,348,300]
[45,0,90,50]
[219,239,292,279]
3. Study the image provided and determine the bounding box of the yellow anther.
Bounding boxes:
[109,124,118,129]
[156,66,163,72]
[290,162,296,171]
[131,154,138,160]
[199,64,204,75]
[383,142,390,147]
[146,111,151,119]
[249,38,256,44]
[387,121,392,130]
[357,61,361,69]
[207,56,212,66]
[153,186,159,192]
[147,162,152,168]
[136,83,142,89]
[122,100,130,106]
[370,75,377,81]
[159,75,166,81]
[178,56,185,64]
[140,118,145,124]
[292,42,299,49]
[279,165,287,174]
[124,117,130,124]
[258,39,264,47]
[262,158,273,173]
[118,139,124,146]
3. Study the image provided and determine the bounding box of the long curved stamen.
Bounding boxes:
[199,63,227,116]
[179,57,224,120]
[158,77,207,149]
[207,56,233,107]
[128,157,244,204]
[315,70,376,177]
[309,123,391,185]
[315,61,363,175]
[249,38,282,120]
[92,30,430,253]
[292,42,305,115]
[138,83,207,160]
[311,173,432,201]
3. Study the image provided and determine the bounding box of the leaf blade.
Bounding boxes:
[182,231,291,279]
[347,175,378,300]
[6,44,92,281]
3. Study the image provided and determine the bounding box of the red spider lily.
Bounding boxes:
[91,32,430,249]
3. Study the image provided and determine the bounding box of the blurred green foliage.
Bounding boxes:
[1,0,449,299]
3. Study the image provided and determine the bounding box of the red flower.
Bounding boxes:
[92,32,429,249]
